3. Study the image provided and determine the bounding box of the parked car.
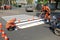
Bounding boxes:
[4,5,12,10]
[16,4,22,7]
[25,5,34,12]
[0,5,12,10]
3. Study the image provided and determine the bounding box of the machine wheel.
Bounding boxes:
[54,28,60,36]
[7,26,16,31]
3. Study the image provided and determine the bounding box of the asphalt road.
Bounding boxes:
[0,7,60,40]
[0,7,36,16]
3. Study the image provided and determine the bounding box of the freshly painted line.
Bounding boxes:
[15,19,44,23]
[16,19,44,26]
[17,21,44,29]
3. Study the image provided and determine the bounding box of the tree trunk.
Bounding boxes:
[55,0,58,9]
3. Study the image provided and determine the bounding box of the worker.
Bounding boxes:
[45,13,51,22]
[41,4,51,23]
[6,18,16,31]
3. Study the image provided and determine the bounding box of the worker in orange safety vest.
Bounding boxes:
[6,18,16,31]
[41,4,51,22]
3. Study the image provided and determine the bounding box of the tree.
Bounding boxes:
[43,0,48,5]
[36,0,48,10]
[37,0,48,5]
[37,0,43,4]
[26,0,33,4]
[55,0,59,9]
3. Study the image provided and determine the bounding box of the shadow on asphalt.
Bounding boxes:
[42,23,55,34]
[49,27,54,33]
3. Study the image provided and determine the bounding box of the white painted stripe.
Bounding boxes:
[15,19,43,23]
[16,19,44,26]
[17,21,44,29]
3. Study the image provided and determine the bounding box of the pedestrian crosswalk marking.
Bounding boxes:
[17,21,44,29]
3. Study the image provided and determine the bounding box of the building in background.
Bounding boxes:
[15,0,27,7]
[16,0,27,5]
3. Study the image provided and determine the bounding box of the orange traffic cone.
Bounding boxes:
[0,29,2,33]
[1,30,6,38]
[4,36,9,40]
[0,23,2,33]
[0,23,2,29]
[0,30,2,33]
[28,18,30,22]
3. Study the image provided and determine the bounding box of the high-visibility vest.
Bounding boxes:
[42,6,50,13]
[6,18,16,29]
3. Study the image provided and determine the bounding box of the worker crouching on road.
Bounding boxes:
[6,18,16,31]
[41,4,51,23]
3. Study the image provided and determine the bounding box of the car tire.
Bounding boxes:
[54,28,60,36]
